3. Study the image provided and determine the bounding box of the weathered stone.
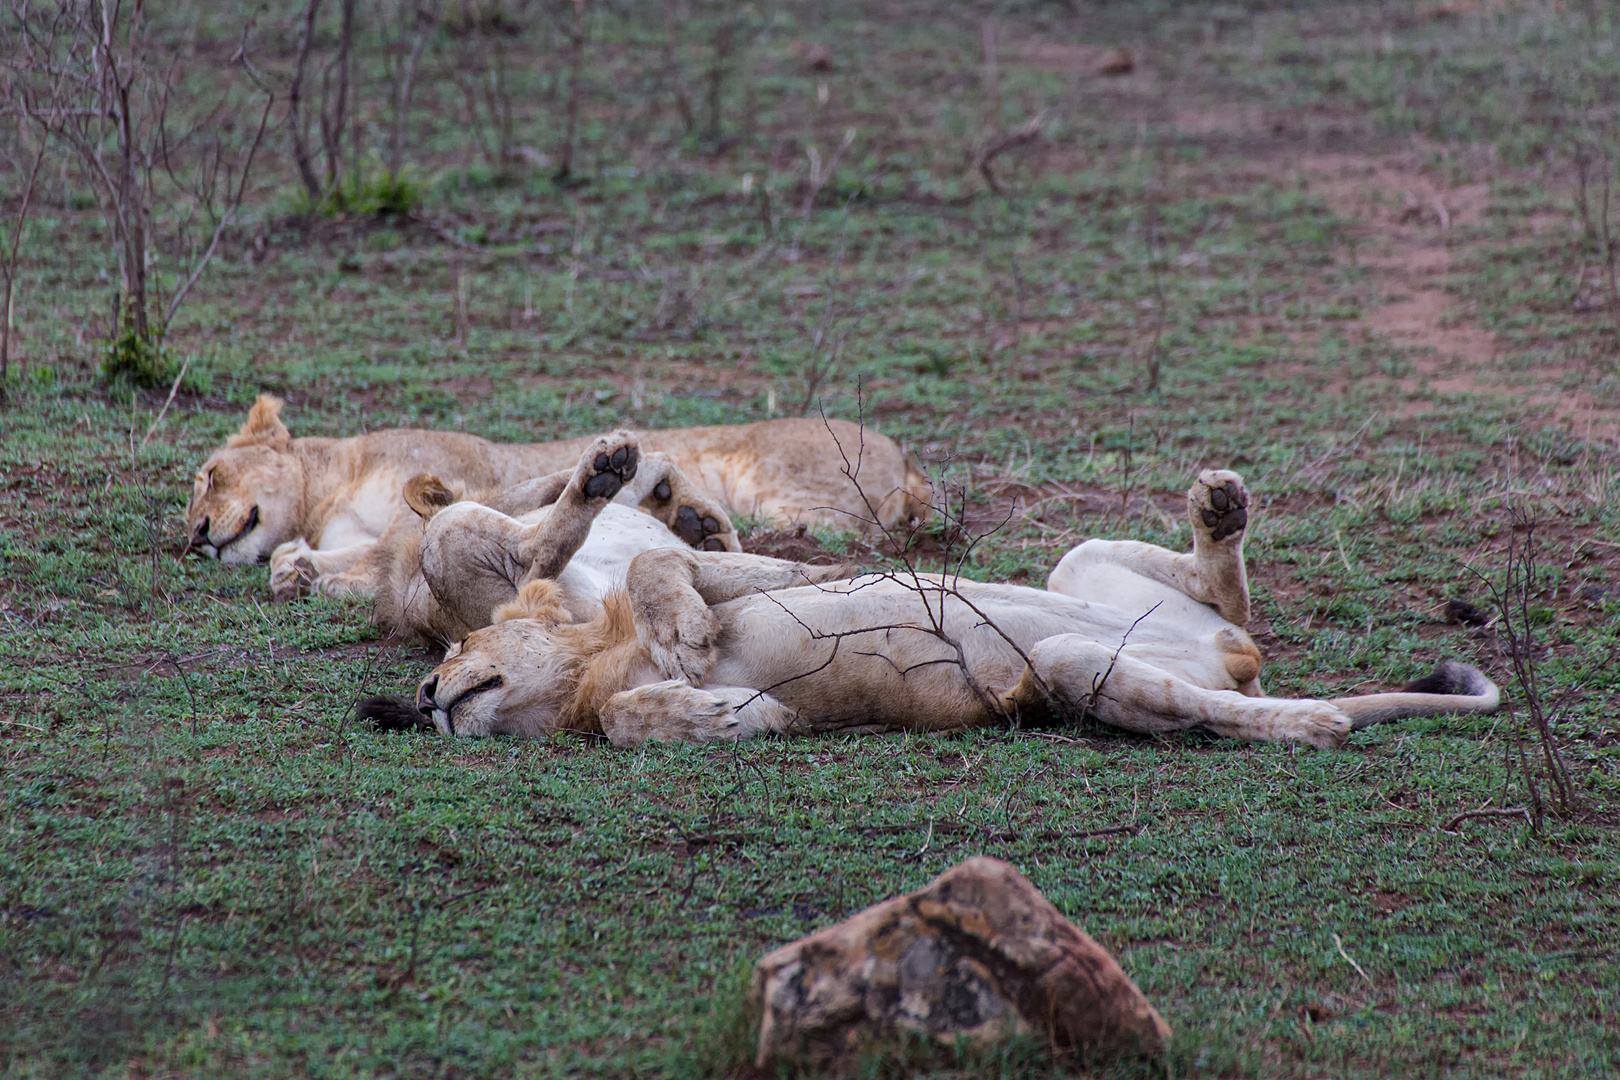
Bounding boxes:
[749,857,1169,1071]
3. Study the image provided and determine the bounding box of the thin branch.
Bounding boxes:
[1439,807,1532,832]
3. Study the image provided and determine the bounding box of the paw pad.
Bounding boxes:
[583,443,638,499]
[1199,480,1248,541]
[674,505,729,549]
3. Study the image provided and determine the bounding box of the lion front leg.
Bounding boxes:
[623,547,851,684]
[1047,469,1251,625]
[269,539,377,601]
[510,430,643,580]
[599,681,802,747]
[1008,634,1351,749]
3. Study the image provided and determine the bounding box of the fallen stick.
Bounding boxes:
[1440,806,1532,832]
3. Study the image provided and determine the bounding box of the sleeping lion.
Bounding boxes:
[363,469,1500,750]
[185,395,929,600]
[369,431,774,647]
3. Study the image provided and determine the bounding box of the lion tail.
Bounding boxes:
[1329,661,1500,731]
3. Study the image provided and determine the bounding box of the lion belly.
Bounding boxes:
[704,575,1250,731]
[550,504,691,605]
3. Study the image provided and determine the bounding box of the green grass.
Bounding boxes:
[3,1,1619,1077]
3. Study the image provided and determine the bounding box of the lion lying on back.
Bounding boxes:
[185,395,929,600]
[367,469,1500,750]
[370,430,778,647]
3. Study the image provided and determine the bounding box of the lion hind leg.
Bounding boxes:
[1020,634,1351,749]
[1047,470,1252,626]
[599,681,799,747]
[626,451,741,553]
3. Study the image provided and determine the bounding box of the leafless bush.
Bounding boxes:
[386,0,440,176]
[448,0,529,175]
[739,396,1058,729]
[659,0,696,136]
[1471,510,1578,828]
[1141,170,1168,393]
[554,0,587,182]
[0,98,48,397]
[6,1,272,359]
[1572,139,1620,341]
[288,0,358,201]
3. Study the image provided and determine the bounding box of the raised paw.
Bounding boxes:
[1190,470,1249,543]
[673,504,737,552]
[575,431,640,501]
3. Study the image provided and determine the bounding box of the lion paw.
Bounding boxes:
[673,504,738,552]
[270,542,319,602]
[576,431,640,501]
[1293,704,1352,750]
[1190,470,1249,543]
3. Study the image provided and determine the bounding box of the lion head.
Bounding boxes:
[412,581,639,738]
[185,396,306,564]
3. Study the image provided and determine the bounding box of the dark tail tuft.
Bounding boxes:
[1400,660,1490,697]
[358,695,428,732]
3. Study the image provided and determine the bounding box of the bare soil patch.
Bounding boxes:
[1298,151,1619,443]
[1169,102,1617,444]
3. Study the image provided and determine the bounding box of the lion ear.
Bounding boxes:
[403,473,459,519]
[493,580,572,625]
[226,395,291,449]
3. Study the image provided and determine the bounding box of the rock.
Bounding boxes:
[749,857,1169,1072]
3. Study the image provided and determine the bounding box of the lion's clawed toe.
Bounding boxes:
[578,433,640,500]
[1191,470,1249,543]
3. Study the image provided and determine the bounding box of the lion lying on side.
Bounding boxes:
[376,470,1499,750]
[185,395,929,599]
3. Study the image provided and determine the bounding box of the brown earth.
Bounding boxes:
[1168,105,1619,445]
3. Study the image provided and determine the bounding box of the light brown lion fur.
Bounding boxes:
[185,395,932,573]
[397,471,1501,751]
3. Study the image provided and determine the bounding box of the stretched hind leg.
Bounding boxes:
[1004,634,1351,749]
[1048,469,1251,626]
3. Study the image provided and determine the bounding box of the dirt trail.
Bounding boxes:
[1297,152,1618,443]
[1300,152,1494,372]
[1164,104,1615,444]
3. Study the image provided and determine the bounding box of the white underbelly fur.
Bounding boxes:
[523,503,686,603]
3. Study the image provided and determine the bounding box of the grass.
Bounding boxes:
[2,1,1619,1077]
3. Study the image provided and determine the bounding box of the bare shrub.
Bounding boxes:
[1472,510,1579,828]
[6,2,273,381]
[0,89,49,397]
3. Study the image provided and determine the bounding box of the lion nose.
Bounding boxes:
[192,516,210,546]
[417,676,439,713]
